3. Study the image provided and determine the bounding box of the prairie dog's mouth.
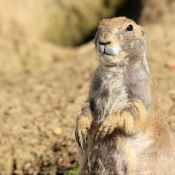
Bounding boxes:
[99,45,114,56]
[98,43,121,57]
[96,40,122,66]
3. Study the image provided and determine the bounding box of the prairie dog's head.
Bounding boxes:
[94,17,146,67]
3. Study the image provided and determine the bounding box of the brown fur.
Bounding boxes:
[75,17,175,175]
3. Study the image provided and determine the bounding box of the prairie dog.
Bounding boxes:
[75,17,175,175]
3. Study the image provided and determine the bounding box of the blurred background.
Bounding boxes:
[0,0,175,174]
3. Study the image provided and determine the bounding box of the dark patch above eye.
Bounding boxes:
[126,24,133,31]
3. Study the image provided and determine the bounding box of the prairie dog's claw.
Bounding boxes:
[75,115,91,151]
[95,124,115,140]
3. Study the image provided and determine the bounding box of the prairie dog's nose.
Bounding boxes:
[99,32,113,46]
[99,40,110,46]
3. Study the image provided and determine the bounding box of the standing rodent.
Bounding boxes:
[75,17,175,175]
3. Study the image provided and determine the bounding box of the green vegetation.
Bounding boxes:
[66,167,79,175]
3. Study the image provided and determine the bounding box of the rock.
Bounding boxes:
[0,0,124,47]
[0,0,125,74]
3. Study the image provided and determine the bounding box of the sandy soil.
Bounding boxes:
[0,8,175,175]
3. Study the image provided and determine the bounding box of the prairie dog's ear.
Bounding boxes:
[140,27,146,39]
[142,31,146,40]
[94,31,97,44]
[94,30,99,45]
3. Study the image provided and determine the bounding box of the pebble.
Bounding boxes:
[165,60,175,68]
[52,127,62,135]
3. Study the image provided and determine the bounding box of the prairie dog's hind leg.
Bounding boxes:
[78,147,87,175]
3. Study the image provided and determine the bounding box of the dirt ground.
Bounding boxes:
[0,6,175,175]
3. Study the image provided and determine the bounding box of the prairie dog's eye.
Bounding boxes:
[126,24,133,31]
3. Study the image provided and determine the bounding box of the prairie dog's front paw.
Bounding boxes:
[95,101,146,140]
[95,113,120,140]
[75,115,92,151]
[95,110,136,140]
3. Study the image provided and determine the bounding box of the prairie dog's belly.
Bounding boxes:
[86,132,153,175]
[87,132,127,175]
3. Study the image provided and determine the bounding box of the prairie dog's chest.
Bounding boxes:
[90,71,128,120]
[91,70,125,97]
